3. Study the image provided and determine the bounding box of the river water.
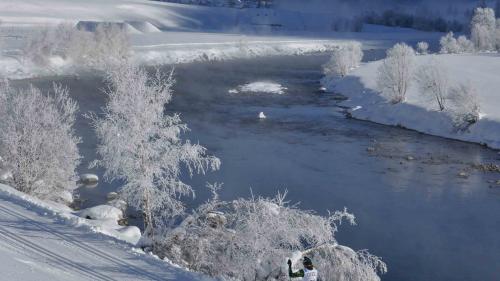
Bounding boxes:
[13,53,500,281]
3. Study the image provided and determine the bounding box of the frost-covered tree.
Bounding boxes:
[84,23,130,69]
[457,35,475,53]
[156,188,387,281]
[470,7,496,51]
[23,23,130,70]
[416,41,429,55]
[377,43,415,104]
[448,82,480,131]
[91,65,220,237]
[0,82,80,202]
[323,42,363,78]
[415,58,449,111]
[439,32,460,54]
[495,19,500,50]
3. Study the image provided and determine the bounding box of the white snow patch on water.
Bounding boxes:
[230,81,287,95]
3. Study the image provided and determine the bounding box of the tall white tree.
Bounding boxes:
[377,43,415,104]
[0,82,81,202]
[91,65,220,237]
[495,19,500,51]
[323,42,363,78]
[415,58,449,111]
[470,7,496,51]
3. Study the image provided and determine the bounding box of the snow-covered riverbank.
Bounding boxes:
[0,0,441,79]
[327,53,500,149]
[0,183,206,280]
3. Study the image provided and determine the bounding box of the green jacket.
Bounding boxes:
[288,267,305,278]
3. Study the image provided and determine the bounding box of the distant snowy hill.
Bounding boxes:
[0,0,442,79]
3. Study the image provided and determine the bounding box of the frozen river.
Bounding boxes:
[13,53,500,281]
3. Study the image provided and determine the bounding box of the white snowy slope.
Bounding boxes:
[0,184,208,281]
[0,0,440,79]
[328,53,500,149]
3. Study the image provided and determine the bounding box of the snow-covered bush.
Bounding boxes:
[323,42,363,78]
[377,43,415,104]
[156,188,387,281]
[416,41,429,55]
[439,32,460,54]
[23,23,130,70]
[90,65,220,237]
[448,82,480,131]
[23,25,61,66]
[82,23,130,69]
[457,35,475,53]
[470,8,496,51]
[439,32,474,54]
[0,82,81,202]
[415,58,449,111]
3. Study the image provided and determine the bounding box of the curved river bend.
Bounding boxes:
[14,54,500,281]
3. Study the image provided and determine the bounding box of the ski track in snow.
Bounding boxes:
[0,196,199,281]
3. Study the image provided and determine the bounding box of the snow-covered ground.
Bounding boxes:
[0,183,206,281]
[0,0,441,79]
[328,53,500,149]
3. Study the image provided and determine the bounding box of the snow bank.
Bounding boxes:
[0,183,142,244]
[135,40,344,66]
[230,81,287,95]
[77,205,123,221]
[328,54,500,149]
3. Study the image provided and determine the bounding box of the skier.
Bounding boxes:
[287,256,318,281]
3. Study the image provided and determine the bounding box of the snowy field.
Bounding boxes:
[329,53,500,149]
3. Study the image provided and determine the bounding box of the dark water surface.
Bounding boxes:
[13,53,500,281]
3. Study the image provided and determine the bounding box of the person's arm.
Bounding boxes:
[287,260,305,278]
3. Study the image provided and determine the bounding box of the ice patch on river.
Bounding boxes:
[229,81,287,95]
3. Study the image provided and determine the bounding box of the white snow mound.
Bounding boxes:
[231,81,287,95]
[77,205,123,221]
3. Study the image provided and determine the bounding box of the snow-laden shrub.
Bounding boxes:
[470,7,496,51]
[440,32,475,54]
[448,83,480,131]
[457,35,475,53]
[415,58,449,111]
[90,65,220,236]
[439,32,460,54]
[23,23,130,70]
[323,42,363,78]
[377,43,415,104]
[156,187,387,281]
[81,23,130,69]
[416,41,429,55]
[0,82,81,202]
